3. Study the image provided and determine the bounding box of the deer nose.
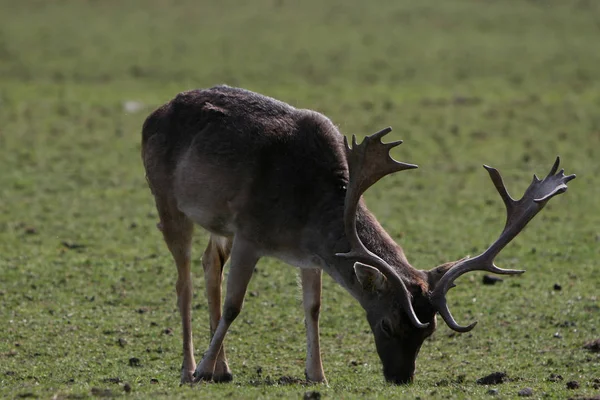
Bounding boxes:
[384,370,414,385]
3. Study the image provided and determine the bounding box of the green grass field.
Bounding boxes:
[1,0,598,398]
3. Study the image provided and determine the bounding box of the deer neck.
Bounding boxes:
[320,201,427,304]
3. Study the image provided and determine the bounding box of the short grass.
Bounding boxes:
[1,0,598,398]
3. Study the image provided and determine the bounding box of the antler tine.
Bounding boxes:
[548,156,560,176]
[372,126,393,139]
[337,127,427,329]
[430,157,575,332]
[484,165,516,217]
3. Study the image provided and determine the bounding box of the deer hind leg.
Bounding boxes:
[194,236,259,382]
[201,234,233,383]
[155,198,196,384]
[301,268,327,383]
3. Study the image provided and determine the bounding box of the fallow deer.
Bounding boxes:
[141,85,575,385]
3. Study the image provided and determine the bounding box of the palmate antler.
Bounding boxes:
[429,157,576,332]
[335,127,428,328]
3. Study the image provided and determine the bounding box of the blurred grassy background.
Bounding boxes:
[0,0,598,399]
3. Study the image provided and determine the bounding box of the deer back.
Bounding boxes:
[142,86,352,259]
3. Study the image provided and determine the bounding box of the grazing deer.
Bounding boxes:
[141,85,575,385]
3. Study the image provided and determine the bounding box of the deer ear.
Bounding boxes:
[427,256,470,290]
[354,262,388,293]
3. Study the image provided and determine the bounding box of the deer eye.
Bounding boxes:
[380,319,394,337]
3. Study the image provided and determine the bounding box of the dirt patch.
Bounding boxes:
[547,373,563,382]
[61,241,86,250]
[91,387,114,397]
[276,376,308,385]
[476,371,507,385]
[583,338,600,352]
[249,375,310,386]
[436,375,465,387]
[128,357,141,367]
[566,380,580,389]
[303,391,321,400]
[482,275,503,285]
[101,377,122,384]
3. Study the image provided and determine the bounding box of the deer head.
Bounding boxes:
[340,128,575,383]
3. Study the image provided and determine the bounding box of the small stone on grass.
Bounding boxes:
[518,387,533,397]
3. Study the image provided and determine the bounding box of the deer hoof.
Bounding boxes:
[213,371,233,383]
[305,369,328,384]
[180,370,195,385]
[192,371,213,383]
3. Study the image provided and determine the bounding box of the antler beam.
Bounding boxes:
[429,157,576,332]
[336,127,427,328]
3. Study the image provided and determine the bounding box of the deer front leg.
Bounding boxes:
[194,237,259,382]
[201,235,233,383]
[156,206,196,384]
[301,268,327,383]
